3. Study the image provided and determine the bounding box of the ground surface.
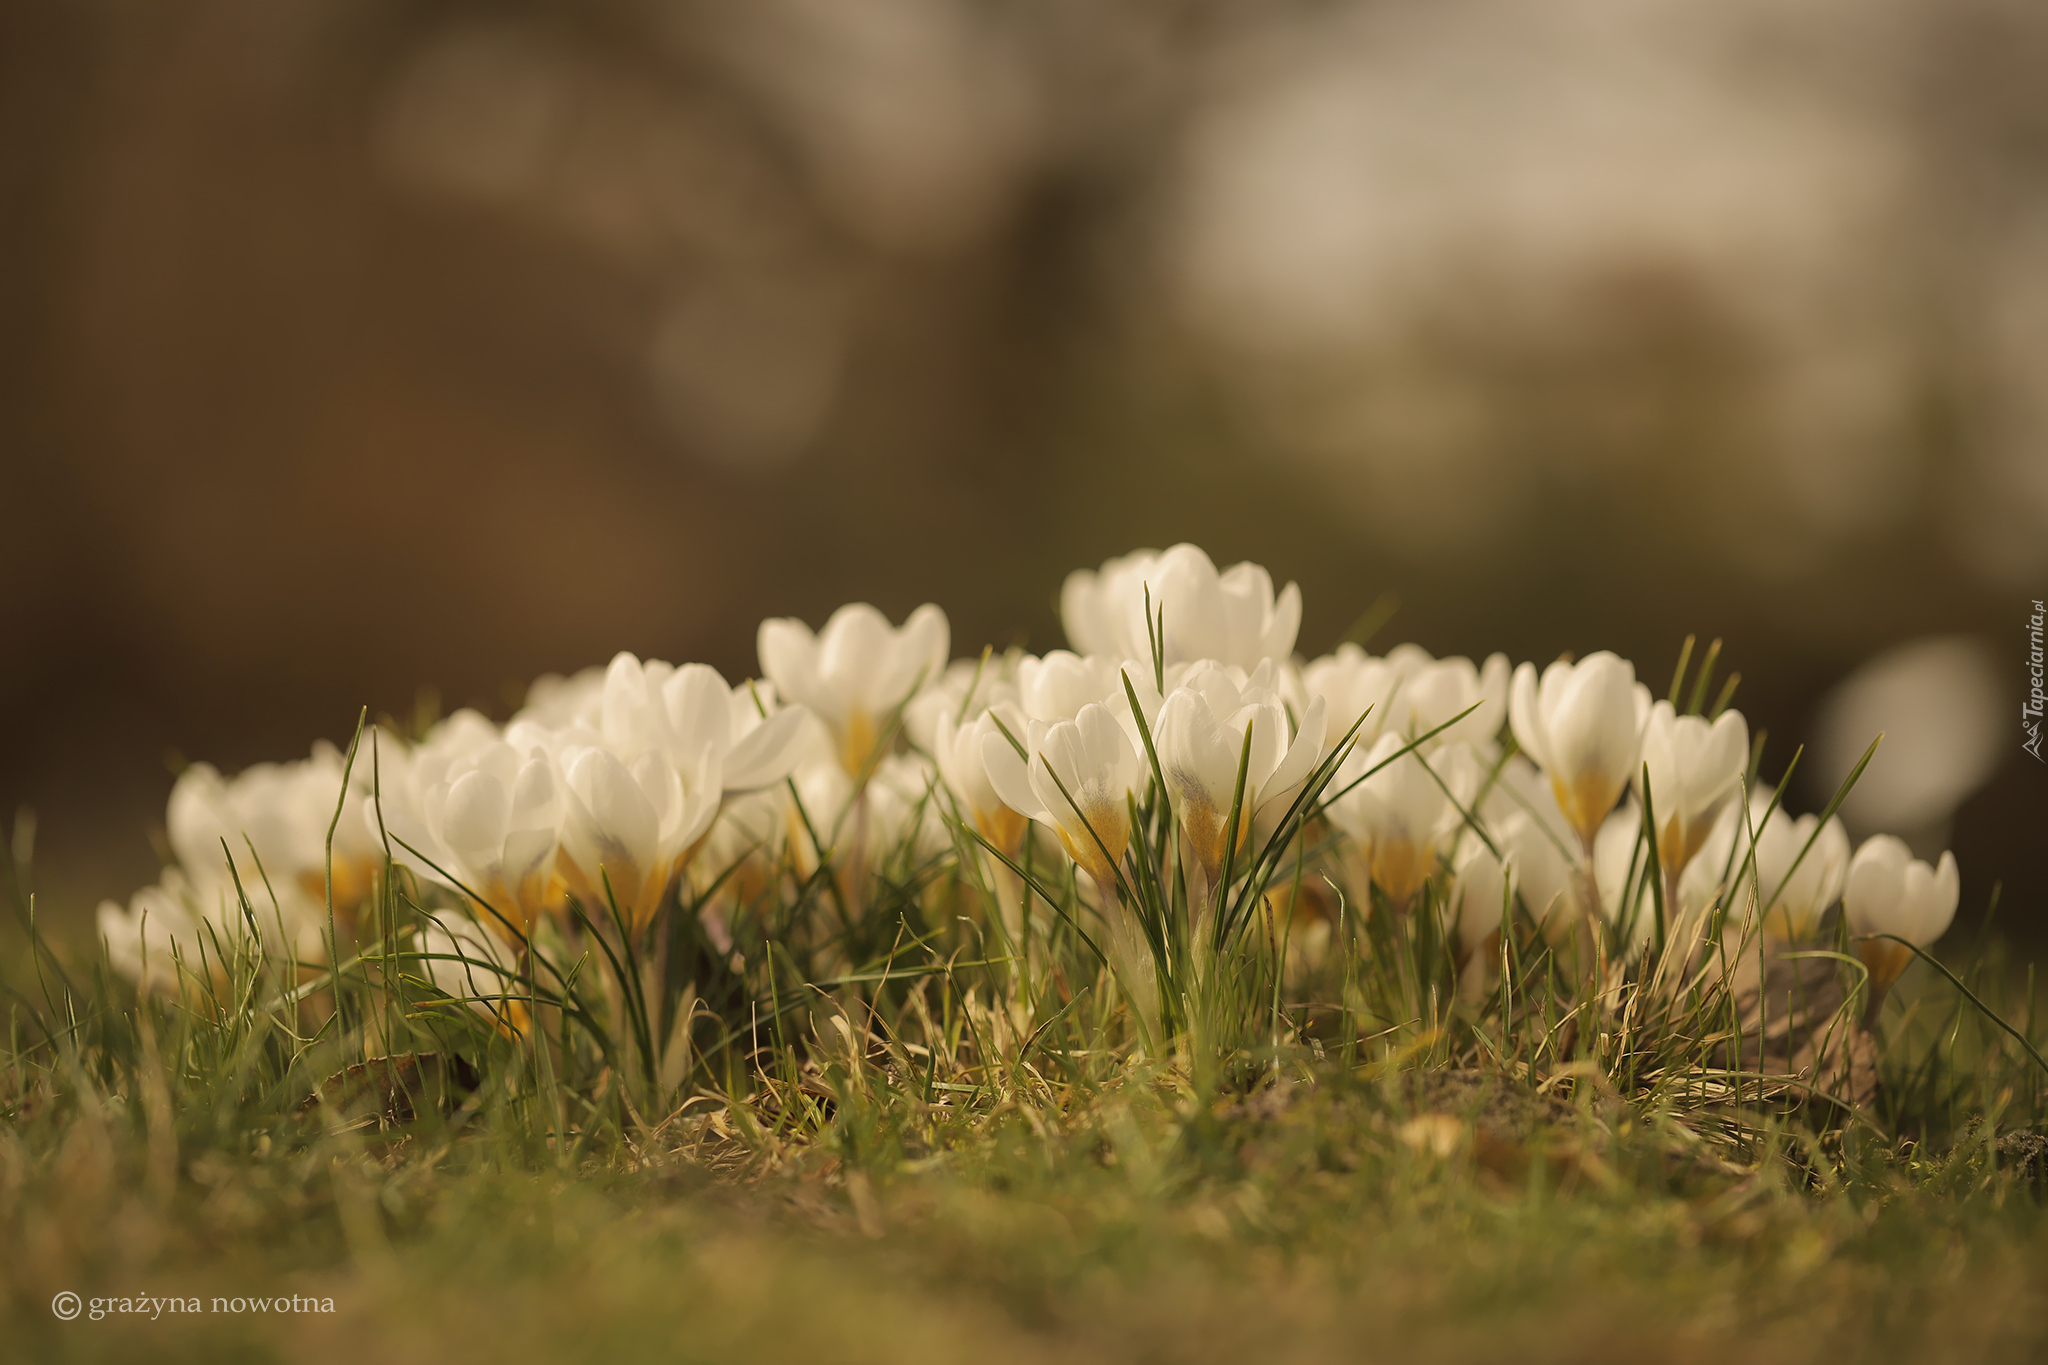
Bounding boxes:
[6,1065,2048,1365]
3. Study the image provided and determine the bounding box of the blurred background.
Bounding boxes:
[3,0,2044,947]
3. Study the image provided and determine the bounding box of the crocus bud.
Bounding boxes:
[1508,652,1652,848]
[1635,700,1749,874]
[1845,835,1959,993]
[934,702,1032,856]
[1445,841,1511,971]
[983,702,1146,895]
[1152,667,1326,884]
[1061,544,1300,673]
[1325,735,1481,913]
[1748,803,1851,941]
[759,603,949,776]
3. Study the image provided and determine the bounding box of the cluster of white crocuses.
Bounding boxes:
[98,543,1961,1019]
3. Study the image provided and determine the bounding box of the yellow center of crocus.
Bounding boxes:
[1369,834,1432,913]
[296,856,379,926]
[1657,812,1716,877]
[1857,939,1914,993]
[1173,783,1254,886]
[485,996,532,1041]
[557,846,678,938]
[975,803,1028,859]
[1762,902,1822,942]
[1552,771,1624,845]
[841,708,879,777]
[1178,794,1227,883]
[1056,800,1129,892]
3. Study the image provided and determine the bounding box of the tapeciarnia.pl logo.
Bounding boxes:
[2026,598,2045,762]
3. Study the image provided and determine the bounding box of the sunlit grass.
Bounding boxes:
[5,548,2045,1361]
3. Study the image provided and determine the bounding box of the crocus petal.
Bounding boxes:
[442,770,512,870]
[1156,688,1243,818]
[563,747,660,897]
[1230,699,1289,794]
[1845,834,1909,936]
[1059,565,1123,658]
[1447,843,1511,958]
[1508,662,1553,773]
[1262,695,1328,807]
[1154,688,1244,874]
[1027,704,1138,884]
[758,618,828,721]
[1919,851,1960,944]
[892,604,952,702]
[662,664,736,764]
[815,604,893,699]
[981,729,1047,820]
[499,826,557,900]
[673,748,724,859]
[1262,581,1303,663]
[509,752,560,830]
[1060,546,1297,672]
[721,705,811,791]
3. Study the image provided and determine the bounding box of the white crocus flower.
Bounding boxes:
[1016,650,1167,774]
[1387,652,1511,750]
[533,654,810,934]
[934,700,1032,856]
[1445,841,1512,974]
[513,666,606,729]
[902,656,1020,756]
[1061,544,1301,672]
[165,761,280,882]
[983,703,1159,1021]
[1508,651,1653,849]
[593,652,811,793]
[982,703,1146,895]
[1295,644,1405,748]
[1477,754,1590,940]
[1746,801,1852,941]
[552,742,704,933]
[1591,802,1654,955]
[692,713,846,913]
[865,754,953,866]
[98,867,292,995]
[168,744,382,922]
[1844,835,1960,994]
[759,603,950,777]
[1017,650,1132,722]
[689,786,791,914]
[1324,735,1482,913]
[390,709,501,782]
[1662,801,1757,945]
[1635,701,1750,875]
[371,710,503,848]
[1152,665,1327,885]
[1497,808,1579,942]
[1294,644,1507,756]
[416,911,528,1035]
[383,740,564,943]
